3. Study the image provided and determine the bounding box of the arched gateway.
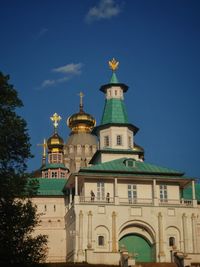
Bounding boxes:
[118,221,156,262]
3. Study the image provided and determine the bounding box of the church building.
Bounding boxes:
[32,59,200,266]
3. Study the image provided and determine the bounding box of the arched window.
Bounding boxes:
[169,236,175,246]
[98,235,105,246]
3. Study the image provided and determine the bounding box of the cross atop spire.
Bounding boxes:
[50,113,62,132]
[79,92,84,112]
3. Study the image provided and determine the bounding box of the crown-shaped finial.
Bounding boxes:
[108,58,119,72]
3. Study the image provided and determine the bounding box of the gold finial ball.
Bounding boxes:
[108,58,119,71]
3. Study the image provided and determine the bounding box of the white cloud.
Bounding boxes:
[41,79,56,88]
[86,0,121,23]
[52,63,83,75]
[40,62,83,88]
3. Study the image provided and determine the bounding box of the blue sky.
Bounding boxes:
[1,0,200,178]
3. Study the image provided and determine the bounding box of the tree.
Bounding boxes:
[0,72,47,266]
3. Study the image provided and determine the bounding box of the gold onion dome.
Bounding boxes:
[47,113,64,152]
[67,92,96,133]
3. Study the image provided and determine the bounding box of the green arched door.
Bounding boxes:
[119,234,155,262]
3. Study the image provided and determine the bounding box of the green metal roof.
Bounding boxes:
[30,178,67,196]
[81,157,184,176]
[41,163,68,171]
[110,72,119,83]
[182,184,200,200]
[101,98,129,124]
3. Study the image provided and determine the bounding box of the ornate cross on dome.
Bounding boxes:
[79,92,84,112]
[108,58,119,72]
[50,113,62,132]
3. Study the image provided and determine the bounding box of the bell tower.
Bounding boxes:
[92,59,144,164]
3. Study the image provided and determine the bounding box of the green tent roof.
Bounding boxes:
[101,98,129,124]
[81,157,184,176]
[110,72,119,83]
[30,178,67,196]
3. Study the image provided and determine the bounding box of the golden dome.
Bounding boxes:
[67,111,96,133]
[133,143,144,152]
[47,133,64,153]
[47,113,64,153]
[67,92,96,133]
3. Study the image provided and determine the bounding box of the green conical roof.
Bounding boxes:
[110,72,119,83]
[101,98,129,124]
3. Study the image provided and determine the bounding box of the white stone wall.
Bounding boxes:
[32,197,67,262]
[72,202,200,264]
[100,127,133,150]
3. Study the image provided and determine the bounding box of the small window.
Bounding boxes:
[45,172,48,178]
[160,185,168,202]
[52,172,57,178]
[126,159,135,167]
[44,205,47,212]
[104,136,109,147]
[115,90,117,96]
[169,237,175,246]
[98,235,105,246]
[116,135,122,146]
[61,172,66,178]
[54,205,56,212]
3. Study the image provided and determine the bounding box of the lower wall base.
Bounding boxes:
[85,249,120,265]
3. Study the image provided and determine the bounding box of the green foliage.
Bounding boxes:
[0,72,47,265]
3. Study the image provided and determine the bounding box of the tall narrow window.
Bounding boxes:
[116,135,122,146]
[169,237,175,246]
[98,235,105,246]
[160,185,168,202]
[104,136,109,147]
[128,184,137,203]
[97,182,105,200]
[52,172,57,178]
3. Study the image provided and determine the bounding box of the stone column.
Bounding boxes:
[69,188,72,205]
[153,179,158,206]
[191,213,197,253]
[87,211,93,249]
[192,180,196,199]
[114,178,119,204]
[182,213,188,253]
[77,210,84,259]
[192,180,197,206]
[158,212,165,261]
[75,176,78,195]
[112,211,117,252]
[114,178,118,196]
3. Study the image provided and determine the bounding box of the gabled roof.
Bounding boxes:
[30,178,67,196]
[80,157,185,176]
